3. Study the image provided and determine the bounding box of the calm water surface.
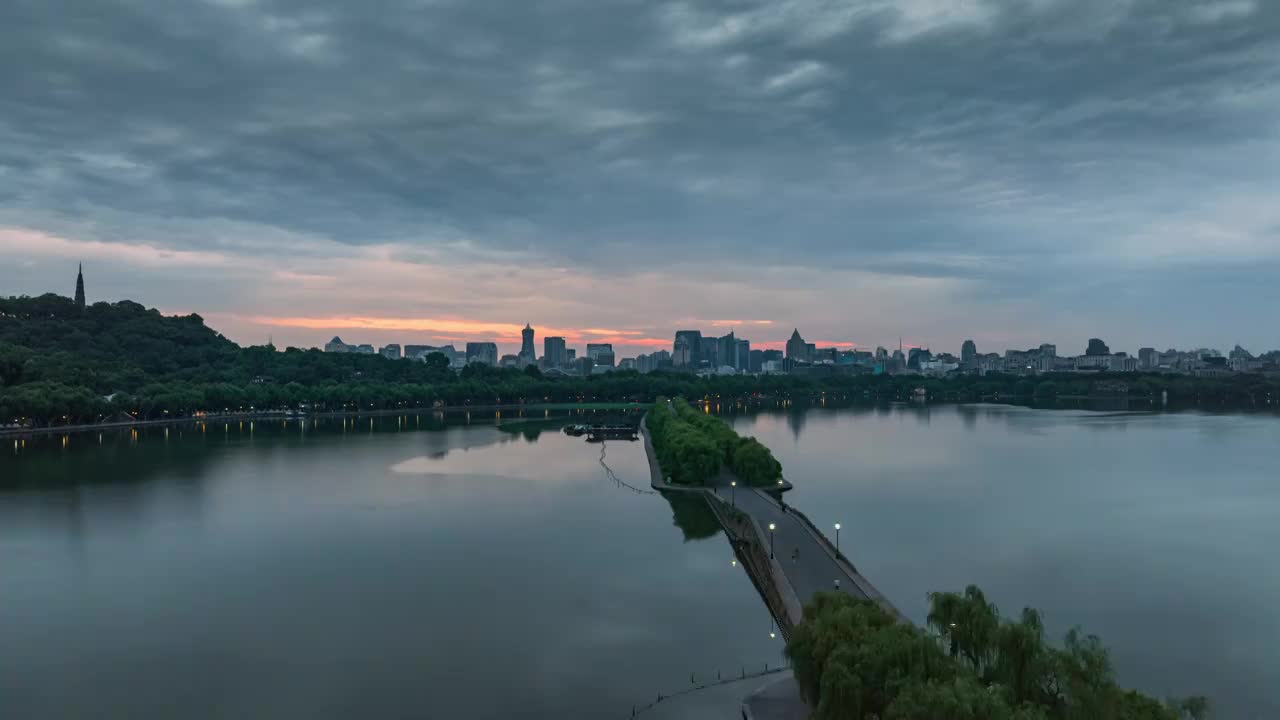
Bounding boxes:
[1,411,777,719]
[726,403,1280,719]
[3,405,1278,718]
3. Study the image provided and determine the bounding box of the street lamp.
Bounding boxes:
[731,480,737,506]
[768,522,776,559]
[834,523,841,553]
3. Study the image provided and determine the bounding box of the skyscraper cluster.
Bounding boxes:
[672,329,754,373]
[316,310,1280,379]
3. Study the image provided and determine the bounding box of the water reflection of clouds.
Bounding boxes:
[728,402,1280,718]
[393,437,586,487]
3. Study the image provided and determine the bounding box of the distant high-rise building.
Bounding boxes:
[414,345,459,366]
[1085,338,1110,356]
[907,347,932,370]
[544,336,567,367]
[635,350,673,373]
[875,346,888,360]
[404,344,459,363]
[1039,343,1057,358]
[466,342,498,366]
[587,343,615,368]
[673,336,692,366]
[716,332,737,369]
[74,263,86,310]
[567,349,576,362]
[786,329,809,362]
[519,324,536,364]
[355,344,375,354]
[735,339,750,371]
[325,336,352,353]
[749,348,764,373]
[1138,347,1157,369]
[700,343,718,366]
[618,358,637,370]
[380,344,402,360]
[673,330,702,366]
[499,354,520,368]
[961,340,977,365]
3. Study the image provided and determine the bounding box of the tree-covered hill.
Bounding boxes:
[1,294,239,391]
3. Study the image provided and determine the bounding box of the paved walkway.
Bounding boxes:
[639,408,906,719]
[732,489,868,606]
[741,671,808,720]
[641,411,902,624]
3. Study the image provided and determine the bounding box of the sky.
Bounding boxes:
[1,0,1278,358]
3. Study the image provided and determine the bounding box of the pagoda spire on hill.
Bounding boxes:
[74,263,86,310]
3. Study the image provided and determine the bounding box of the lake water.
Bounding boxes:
[2,405,1278,718]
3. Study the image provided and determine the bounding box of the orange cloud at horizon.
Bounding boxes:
[243,314,668,348]
[212,314,876,356]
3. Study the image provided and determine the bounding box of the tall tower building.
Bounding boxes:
[544,336,567,367]
[961,339,977,365]
[735,338,750,372]
[74,263,86,310]
[785,328,808,362]
[673,330,702,366]
[716,331,737,368]
[519,324,536,364]
[466,342,498,366]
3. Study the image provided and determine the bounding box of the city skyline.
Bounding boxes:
[33,264,1280,361]
[308,313,1275,366]
[320,310,1273,378]
[3,2,1278,355]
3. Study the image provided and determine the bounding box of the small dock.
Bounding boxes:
[566,423,639,441]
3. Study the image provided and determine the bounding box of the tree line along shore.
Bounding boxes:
[3,294,1277,428]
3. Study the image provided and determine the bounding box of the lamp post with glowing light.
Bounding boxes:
[834,523,842,553]
[768,522,776,559]
[730,480,736,506]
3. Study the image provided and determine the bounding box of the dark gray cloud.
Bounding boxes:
[1,0,1278,348]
